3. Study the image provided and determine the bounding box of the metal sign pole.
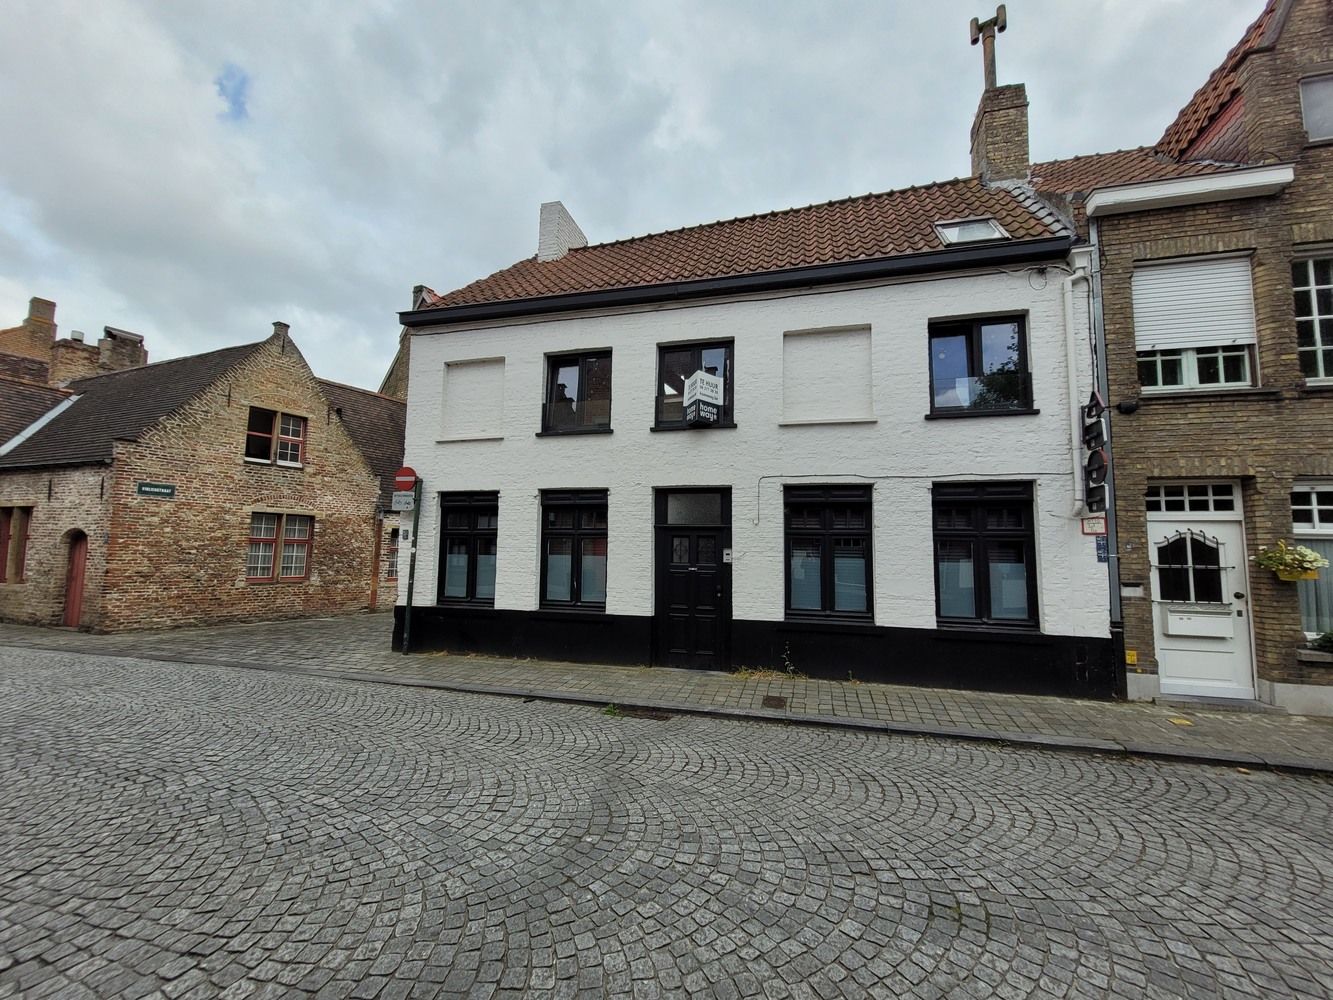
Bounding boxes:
[401,478,423,654]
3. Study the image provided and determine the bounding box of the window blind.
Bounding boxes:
[1131,256,1257,351]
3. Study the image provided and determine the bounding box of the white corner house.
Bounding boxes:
[393,180,1117,697]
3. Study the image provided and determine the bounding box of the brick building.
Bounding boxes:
[0,321,404,631]
[1031,0,1333,712]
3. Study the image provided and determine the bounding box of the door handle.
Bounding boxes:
[1233,592,1245,600]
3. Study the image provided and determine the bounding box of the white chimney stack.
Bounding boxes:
[537,201,587,262]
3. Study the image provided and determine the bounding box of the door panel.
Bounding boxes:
[63,533,87,628]
[1149,516,1254,698]
[655,492,730,670]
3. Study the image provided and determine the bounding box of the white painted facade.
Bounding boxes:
[399,258,1111,647]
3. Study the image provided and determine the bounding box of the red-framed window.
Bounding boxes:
[245,407,307,466]
[386,527,400,580]
[0,507,32,583]
[246,512,313,582]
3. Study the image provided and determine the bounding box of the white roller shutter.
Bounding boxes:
[1131,256,1257,351]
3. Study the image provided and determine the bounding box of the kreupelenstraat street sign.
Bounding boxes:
[136,482,176,499]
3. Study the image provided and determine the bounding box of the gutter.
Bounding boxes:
[1084,164,1294,218]
[401,235,1077,328]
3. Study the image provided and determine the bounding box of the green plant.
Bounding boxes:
[1310,631,1333,653]
[1251,539,1328,574]
[603,703,623,717]
[781,642,797,677]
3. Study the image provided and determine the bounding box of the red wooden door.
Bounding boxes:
[63,533,87,627]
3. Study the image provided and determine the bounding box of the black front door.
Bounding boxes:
[655,490,730,670]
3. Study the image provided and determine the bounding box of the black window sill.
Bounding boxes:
[650,422,738,432]
[936,620,1042,637]
[437,599,496,608]
[925,408,1039,420]
[537,604,607,614]
[1137,387,1280,404]
[783,613,875,627]
[535,427,613,437]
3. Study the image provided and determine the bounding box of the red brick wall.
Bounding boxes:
[0,465,110,627]
[96,335,384,631]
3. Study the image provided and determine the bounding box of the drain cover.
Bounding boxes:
[762,695,788,710]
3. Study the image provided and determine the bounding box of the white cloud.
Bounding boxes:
[0,0,1262,387]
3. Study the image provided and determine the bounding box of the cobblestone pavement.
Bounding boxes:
[1,653,1332,999]
[3,615,1333,771]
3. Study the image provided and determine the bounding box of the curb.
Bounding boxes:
[6,640,1333,777]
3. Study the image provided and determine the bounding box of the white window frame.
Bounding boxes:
[1292,481,1333,638]
[934,217,1009,245]
[1136,345,1255,393]
[1292,256,1333,384]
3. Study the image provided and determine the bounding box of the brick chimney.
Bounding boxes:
[537,201,587,262]
[968,5,1029,183]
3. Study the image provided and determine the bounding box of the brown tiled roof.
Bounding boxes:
[430,177,1067,308]
[0,377,70,446]
[0,342,261,470]
[1031,147,1241,197]
[318,380,406,510]
[1156,1,1278,158]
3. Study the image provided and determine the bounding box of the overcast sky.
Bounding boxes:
[1,1,1260,391]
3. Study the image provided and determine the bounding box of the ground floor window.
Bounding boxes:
[386,527,400,580]
[1293,482,1333,635]
[0,506,32,582]
[783,486,872,619]
[541,490,607,609]
[932,482,1037,626]
[439,493,498,603]
[246,512,313,582]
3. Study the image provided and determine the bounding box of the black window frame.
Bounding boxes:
[654,339,735,429]
[932,482,1039,628]
[927,315,1033,415]
[540,490,608,610]
[437,492,499,605]
[783,486,874,622]
[541,351,612,434]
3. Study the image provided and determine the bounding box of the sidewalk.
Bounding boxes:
[3,612,1332,774]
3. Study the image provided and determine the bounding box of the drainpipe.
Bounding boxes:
[1089,219,1127,698]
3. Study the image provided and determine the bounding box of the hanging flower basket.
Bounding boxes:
[1252,539,1328,581]
[1276,568,1319,582]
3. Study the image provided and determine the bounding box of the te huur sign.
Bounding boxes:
[684,369,723,427]
[136,481,177,500]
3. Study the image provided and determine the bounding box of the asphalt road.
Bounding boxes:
[1,647,1330,999]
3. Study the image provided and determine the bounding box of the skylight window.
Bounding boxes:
[935,218,1010,245]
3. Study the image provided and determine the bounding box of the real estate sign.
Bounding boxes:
[683,369,723,427]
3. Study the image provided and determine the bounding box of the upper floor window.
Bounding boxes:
[1137,346,1254,390]
[656,341,734,427]
[1132,255,1257,393]
[543,352,611,433]
[1299,75,1333,142]
[439,493,498,604]
[245,407,306,466]
[246,512,313,582]
[1292,482,1333,636]
[0,506,32,583]
[1293,258,1333,382]
[928,317,1031,413]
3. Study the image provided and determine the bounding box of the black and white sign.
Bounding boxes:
[683,369,723,427]
[391,491,416,511]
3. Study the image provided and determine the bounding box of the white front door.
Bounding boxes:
[1147,501,1255,699]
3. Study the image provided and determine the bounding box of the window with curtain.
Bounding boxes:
[438,493,498,604]
[932,482,1038,627]
[783,486,873,620]
[1292,483,1333,635]
[540,490,607,609]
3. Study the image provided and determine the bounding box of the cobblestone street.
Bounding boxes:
[2,648,1332,999]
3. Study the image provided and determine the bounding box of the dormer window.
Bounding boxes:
[1300,75,1333,142]
[935,218,1009,245]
